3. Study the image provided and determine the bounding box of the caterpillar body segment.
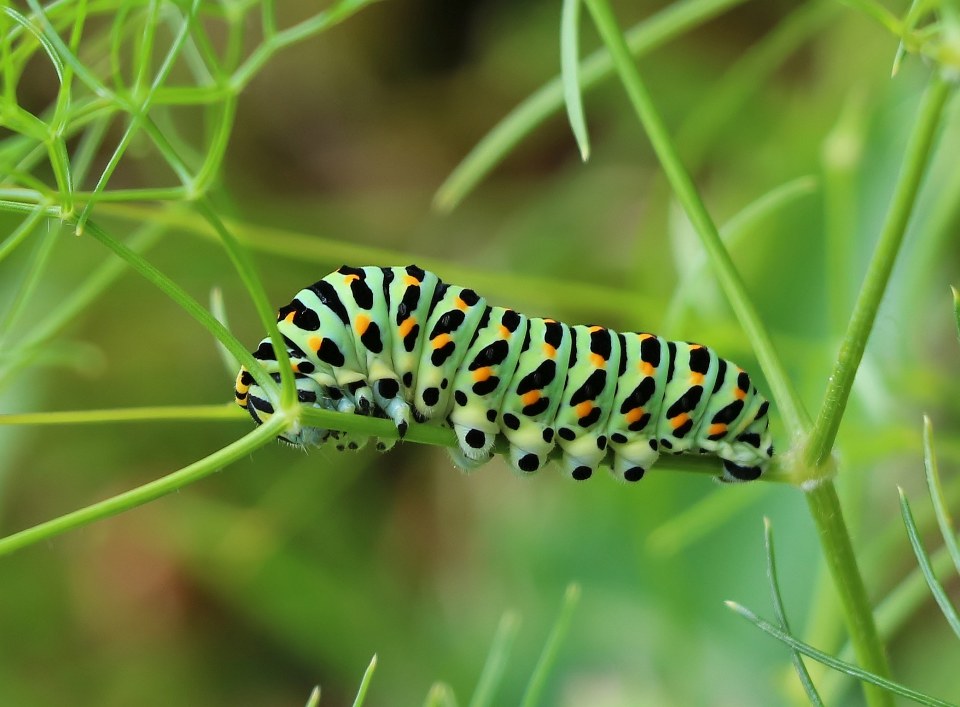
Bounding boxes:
[236,265,774,482]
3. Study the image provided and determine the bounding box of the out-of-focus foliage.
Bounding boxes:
[1,1,959,706]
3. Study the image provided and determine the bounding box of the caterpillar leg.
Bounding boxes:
[447,445,488,471]
[608,438,660,483]
[720,458,763,482]
[371,378,411,439]
[508,444,549,474]
[610,454,648,483]
[555,430,609,481]
[330,430,369,452]
[452,423,496,463]
[349,383,376,415]
[558,452,600,481]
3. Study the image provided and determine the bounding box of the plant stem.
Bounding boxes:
[581,4,956,706]
[803,74,952,471]
[583,0,808,437]
[0,415,285,557]
[805,481,892,707]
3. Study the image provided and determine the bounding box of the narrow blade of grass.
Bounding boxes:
[468,611,521,707]
[560,0,589,161]
[663,175,818,332]
[676,0,837,167]
[519,583,580,707]
[952,286,960,344]
[433,0,749,212]
[840,0,904,35]
[424,683,459,707]
[209,286,240,378]
[304,685,321,707]
[898,487,960,639]
[3,5,65,80]
[725,601,955,707]
[0,219,59,342]
[764,519,825,706]
[0,202,47,265]
[923,415,960,575]
[823,540,960,702]
[648,483,766,556]
[891,0,923,76]
[352,654,378,707]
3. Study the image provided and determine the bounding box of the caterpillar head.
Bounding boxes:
[235,366,330,446]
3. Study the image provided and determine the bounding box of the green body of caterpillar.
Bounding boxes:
[235,265,773,482]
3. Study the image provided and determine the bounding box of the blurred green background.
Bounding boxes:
[1,1,959,705]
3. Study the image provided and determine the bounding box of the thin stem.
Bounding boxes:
[803,74,952,471]
[519,583,581,707]
[0,404,241,425]
[726,601,954,707]
[0,415,285,557]
[764,518,824,705]
[805,482,892,707]
[351,654,378,707]
[583,0,808,438]
[468,612,521,707]
[560,0,590,160]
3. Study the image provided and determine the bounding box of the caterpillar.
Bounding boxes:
[235,265,773,482]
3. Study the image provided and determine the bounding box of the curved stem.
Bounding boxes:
[0,416,285,557]
[802,74,952,472]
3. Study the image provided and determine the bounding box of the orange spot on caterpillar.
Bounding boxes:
[355,314,371,335]
[638,333,651,340]
[283,310,296,324]
[543,343,556,359]
[588,325,603,332]
[455,297,468,311]
[689,372,704,385]
[521,390,540,406]
[625,407,645,424]
[708,423,727,437]
[734,388,747,400]
[589,353,605,367]
[432,333,452,349]
[472,366,492,382]
[308,335,323,353]
[343,274,359,284]
[670,413,690,429]
[398,316,416,339]
[639,361,655,377]
[575,401,594,418]
[403,275,421,286]
[499,325,511,338]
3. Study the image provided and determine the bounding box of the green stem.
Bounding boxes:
[583,0,807,436]
[805,482,892,707]
[583,3,946,705]
[803,74,952,471]
[0,415,285,557]
[0,404,241,425]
